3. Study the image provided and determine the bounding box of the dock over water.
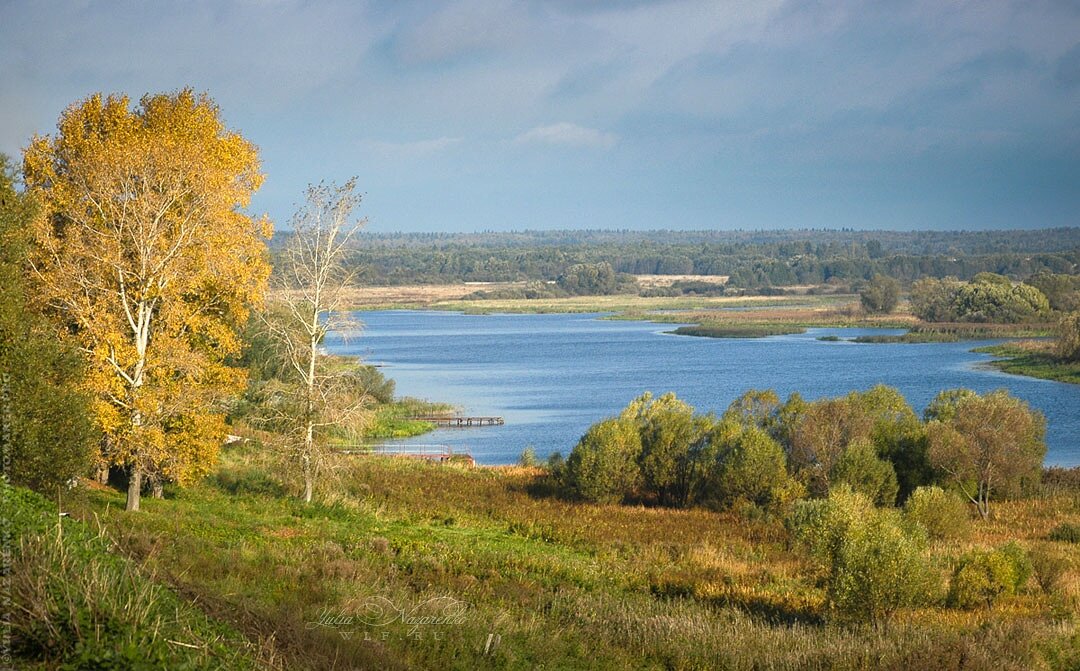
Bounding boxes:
[413,415,504,428]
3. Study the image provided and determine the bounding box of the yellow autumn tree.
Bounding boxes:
[23,90,271,511]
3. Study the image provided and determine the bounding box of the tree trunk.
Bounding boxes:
[152,479,164,499]
[97,465,109,484]
[126,465,142,512]
[302,453,314,503]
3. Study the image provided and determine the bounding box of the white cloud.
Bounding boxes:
[512,122,617,149]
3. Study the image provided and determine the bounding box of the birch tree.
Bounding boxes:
[260,179,371,503]
[23,90,270,511]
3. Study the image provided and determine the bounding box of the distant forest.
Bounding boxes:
[273,228,1080,288]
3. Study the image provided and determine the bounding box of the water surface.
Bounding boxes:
[327,311,1080,467]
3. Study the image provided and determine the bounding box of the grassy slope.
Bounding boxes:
[6,483,271,670]
[60,446,1080,671]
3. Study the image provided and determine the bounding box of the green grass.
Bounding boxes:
[5,482,272,670]
[52,446,1080,670]
[972,343,1080,385]
[670,324,806,338]
[853,333,963,344]
[324,397,456,445]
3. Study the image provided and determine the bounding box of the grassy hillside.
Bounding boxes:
[47,445,1080,670]
[5,483,273,670]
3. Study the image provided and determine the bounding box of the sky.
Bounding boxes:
[2,0,1079,233]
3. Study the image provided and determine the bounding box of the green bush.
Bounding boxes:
[1049,522,1080,543]
[565,417,642,503]
[949,543,1032,609]
[1029,546,1070,595]
[789,487,939,623]
[788,486,874,572]
[830,510,938,623]
[904,486,972,541]
[518,446,538,467]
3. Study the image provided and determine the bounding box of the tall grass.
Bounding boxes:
[6,483,275,670]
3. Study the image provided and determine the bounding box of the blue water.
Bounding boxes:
[326,311,1080,467]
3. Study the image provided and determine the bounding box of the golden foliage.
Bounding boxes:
[23,90,271,499]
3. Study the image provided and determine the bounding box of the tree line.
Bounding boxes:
[313,229,1080,288]
[553,385,1045,519]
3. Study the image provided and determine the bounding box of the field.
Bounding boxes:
[20,445,1080,670]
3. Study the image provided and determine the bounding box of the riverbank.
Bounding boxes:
[24,446,1079,670]
[973,341,1080,385]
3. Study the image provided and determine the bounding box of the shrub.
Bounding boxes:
[904,486,971,541]
[518,446,538,468]
[830,510,938,623]
[789,487,939,623]
[565,417,642,503]
[949,543,1031,609]
[1030,546,1070,595]
[1048,522,1080,544]
[788,486,875,572]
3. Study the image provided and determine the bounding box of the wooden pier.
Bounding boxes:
[413,415,504,428]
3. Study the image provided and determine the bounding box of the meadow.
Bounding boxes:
[14,443,1080,670]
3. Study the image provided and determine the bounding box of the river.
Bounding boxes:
[326,310,1080,467]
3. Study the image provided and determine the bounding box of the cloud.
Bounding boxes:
[512,122,617,149]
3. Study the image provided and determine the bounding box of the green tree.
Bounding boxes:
[565,417,642,504]
[860,274,900,314]
[704,420,799,509]
[721,389,780,431]
[1026,271,1080,312]
[910,277,962,322]
[855,385,930,500]
[628,392,711,506]
[789,398,867,496]
[1056,311,1080,362]
[927,390,1046,519]
[0,156,97,491]
[953,279,1049,323]
[923,388,979,423]
[556,262,635,296]
[831,439,899,505]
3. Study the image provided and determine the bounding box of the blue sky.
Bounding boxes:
[2,0,1079,232]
